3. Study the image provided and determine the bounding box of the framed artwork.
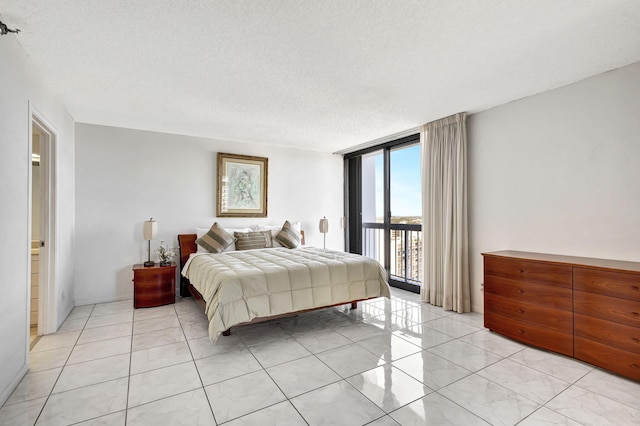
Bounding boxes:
[217,152,268,217]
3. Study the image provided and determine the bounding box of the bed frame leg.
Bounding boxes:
[351,301,358,310]
[222,329,231,336]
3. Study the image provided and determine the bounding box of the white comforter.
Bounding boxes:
[181,247,390,341]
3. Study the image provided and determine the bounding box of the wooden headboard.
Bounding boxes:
[177,234,198,269]
[177,234,197,297]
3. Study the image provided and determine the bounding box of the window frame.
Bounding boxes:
[343,133,421,293]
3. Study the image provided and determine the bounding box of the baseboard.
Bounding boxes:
[0,364,28,407]
[472,301,484,314]
[56,299,75,330]
[73,296,133,307]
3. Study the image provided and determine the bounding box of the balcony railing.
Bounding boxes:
[362,222,423,286]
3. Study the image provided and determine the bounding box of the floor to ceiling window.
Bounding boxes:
[345,135,422,293]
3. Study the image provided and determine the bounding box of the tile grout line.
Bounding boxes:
[281,315,384,421]
[245,331,312,426]
[123,307,136,425]
[279,306,438,424]
[571,367,640,413]
[338,323,462,422]
[175,302,219,425]
[219,312,364,422]
[18,294,640,425]
[32,303,96,424]
[244,317,367,425]
[23,296,450,422]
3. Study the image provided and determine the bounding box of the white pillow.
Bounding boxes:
[252,221,301,247]
[196,227,251,253]
[252,225,282,247]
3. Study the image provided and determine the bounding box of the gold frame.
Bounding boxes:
[216,152,268,217]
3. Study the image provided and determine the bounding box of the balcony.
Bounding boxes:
[362,222,423,287]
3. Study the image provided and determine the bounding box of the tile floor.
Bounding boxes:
[2,287,640,425]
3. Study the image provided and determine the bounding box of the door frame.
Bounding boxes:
[28,104,57,339]
[344,134,422,293]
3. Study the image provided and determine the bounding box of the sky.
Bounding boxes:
[374,143,421,218]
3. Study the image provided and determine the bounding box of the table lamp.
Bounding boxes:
[143,218,158,267]
[319,216,328,250]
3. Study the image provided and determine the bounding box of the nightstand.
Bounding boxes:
[132,263,177,308]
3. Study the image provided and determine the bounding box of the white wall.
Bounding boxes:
[0,37,75,405]
[74,124,344,304]
[468,62,640,312]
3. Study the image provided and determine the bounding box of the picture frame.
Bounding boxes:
[217,152,268,217]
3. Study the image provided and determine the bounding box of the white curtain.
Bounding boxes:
[421,112,471,313]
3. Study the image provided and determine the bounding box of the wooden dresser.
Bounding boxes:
[483,251,640,381]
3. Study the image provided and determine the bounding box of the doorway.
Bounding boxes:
[30,112,56,346]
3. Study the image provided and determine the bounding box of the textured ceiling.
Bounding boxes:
[2,1,640,153]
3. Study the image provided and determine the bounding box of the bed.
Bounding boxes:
[177,232,391,341]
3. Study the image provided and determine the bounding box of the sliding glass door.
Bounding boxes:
[345,135,422,293]
[389,143,422,291]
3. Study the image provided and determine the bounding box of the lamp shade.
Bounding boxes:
[143,218,158,241]
[319,217,329,234]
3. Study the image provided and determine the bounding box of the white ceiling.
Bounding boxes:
[2,1,640,153]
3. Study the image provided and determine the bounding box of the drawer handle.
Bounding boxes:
[632,286,639,291]
[632,312,639,317]
[518,329,525,334]
[632,337,640,343]
[518,269,525,273]
[518,289,525,294]
[517,309,525,314]
[632,364,640,369]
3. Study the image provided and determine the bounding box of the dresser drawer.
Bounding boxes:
[574,267,640,302]
[133,268,174,284]
[484,275,572,311]
[485,311,573,356]
[134,288,175,308]
[575,313,640,354]
[574,290,640,328]
[575,336,640,381]
[484,293,572,332]
[484,257,572,289]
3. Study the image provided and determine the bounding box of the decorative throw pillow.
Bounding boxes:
[252,222,301,247]
[234,231,273,251]
[275,220,302,248]
[196,227,251,253]
[196,223,236,253]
